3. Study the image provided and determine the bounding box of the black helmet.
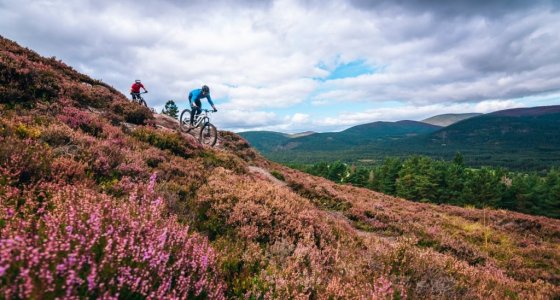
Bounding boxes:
[202,85,210,93]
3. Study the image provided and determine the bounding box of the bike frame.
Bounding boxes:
[131,91,147,100]
[179,108,218,146]
[192,109,213,128]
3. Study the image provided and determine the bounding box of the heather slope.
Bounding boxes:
[1,36,559,298]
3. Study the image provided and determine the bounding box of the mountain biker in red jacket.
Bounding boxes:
[130,79,148,101]
[189,85,217,126]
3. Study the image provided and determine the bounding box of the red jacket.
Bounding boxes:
[130,82,145,93]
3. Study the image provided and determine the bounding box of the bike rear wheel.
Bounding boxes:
[199,122,217,146]
[179,109,193,133]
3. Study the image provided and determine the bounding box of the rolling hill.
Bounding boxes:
[240,120,441,153]
[1,35,559,298]
[396,106,560,169]
[233,130,291,152]
[243,107,560,170]
[423,105,560,149]
[288,120,441,151]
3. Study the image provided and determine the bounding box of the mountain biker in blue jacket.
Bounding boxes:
[189,85,217,126]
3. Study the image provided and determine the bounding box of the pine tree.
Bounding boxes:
[162,100,179,119]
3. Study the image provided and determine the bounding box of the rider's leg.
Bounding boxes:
[190,106,201,125]
[190,99,202,125]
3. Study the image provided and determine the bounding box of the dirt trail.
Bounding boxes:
[248,166,287,187]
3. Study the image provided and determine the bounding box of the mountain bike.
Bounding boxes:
[131,91,148,107]
[179,108,218,146]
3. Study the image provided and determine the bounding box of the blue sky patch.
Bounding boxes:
[326,60,375,80]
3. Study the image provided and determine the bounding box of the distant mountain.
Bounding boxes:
[488,105,560,117]
[372,105,560,169]
[238,131,290,152]
[422,113,482,126]
[419,105,560,149]
[284,120,441,151]
[260,105,560,170]
[240,120,441,154]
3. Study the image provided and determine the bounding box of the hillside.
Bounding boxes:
[240,120,440,154]
[1,36,560,298]
[404,106,560,169]
[235,130,290,153]
[249,107,560,170]
[422,113,482,126]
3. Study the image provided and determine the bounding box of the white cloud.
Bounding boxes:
[473,100,521,112]
[1,0,559,132]
[287,113,310,123]
[312,99,523,131]
[213,109,279,131]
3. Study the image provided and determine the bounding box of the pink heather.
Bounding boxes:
[148,172,157,194]
[0,265,7,277]
[0,174,225,298]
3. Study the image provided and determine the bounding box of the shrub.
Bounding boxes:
[199,151,247,174]
[218,131,258,162]
[132,127,201,159]
[110,100,153,125]
[0,136,52,186]
[64,82,116,108]
[58,107,104,138]
[0,51,60,104]
[87,140,125,179]
[14,123,41,139]
[270,170,285,181]
[0,174,225,298]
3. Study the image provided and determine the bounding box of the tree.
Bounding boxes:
[452,152,465,167]
[346,165,369,187]
[327,161,347,182]
[378,157,402,194]
[462,167,503,208]
[162,100,179,119]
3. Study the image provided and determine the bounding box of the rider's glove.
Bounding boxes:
[213,109,218,112]
[145,90,148,93]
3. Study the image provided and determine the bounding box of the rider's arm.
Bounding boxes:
[206,94,217,111]
[189,90,197,107]
[206,94,214,106]
[140,83,147,92]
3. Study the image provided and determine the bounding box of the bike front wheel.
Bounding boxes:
[199,122,217,146]
[139,99,147,107]
[179,109,193,133]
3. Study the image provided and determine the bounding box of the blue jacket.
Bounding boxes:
[188,88,214,107]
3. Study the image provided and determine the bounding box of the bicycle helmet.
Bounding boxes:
[202,85,210,93]
[135,79,141,83]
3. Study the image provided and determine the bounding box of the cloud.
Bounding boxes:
[312,99,523,131]
[287,113,310,123]
[348,0,558,18]
[213,109,280,131]
[221,78,318,109]
[1,0,559,133]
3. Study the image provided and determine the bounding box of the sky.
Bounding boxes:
[1,0,560,133]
